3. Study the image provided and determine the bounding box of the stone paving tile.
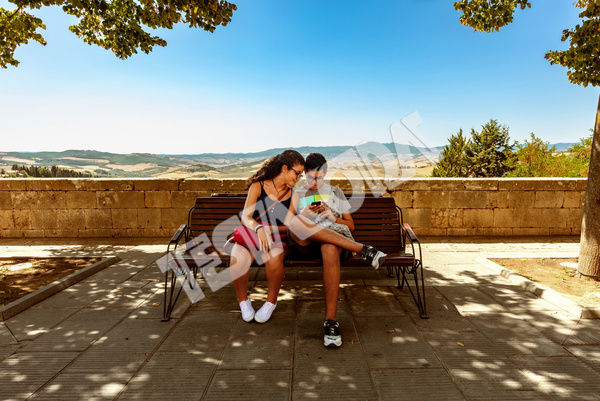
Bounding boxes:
[354,316,440,369]
[0,351,79,400]
[563,318,600,346]
[344,286,406,317]
[204,369,291,401]
[220,318,294,369]
[30,372,133,400]
[3,308,78,341]
[435,285,509,313]
[21,308,130,352]
[293,314,377,401]
[30,281,114,310]
[296,299,351,317]
[0,345,19,361]
[88,285,159,310]
[186,287,242,314]
[565,345,600,372]
[127,264,164,282]
[129,289,191,320]
[401,287,476,334]
[517,310,580,345]
[117,351,221,400]
[510,355,600,400]
[475,282,564,314]
[462,311,570,356]
[89,263,147,284]
[465,391,552,400]
[65,349,151,374]
[159,314,238,352]
[0,322,17,346]
[371,368,466,401]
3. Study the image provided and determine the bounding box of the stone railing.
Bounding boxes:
[0,178,586,238]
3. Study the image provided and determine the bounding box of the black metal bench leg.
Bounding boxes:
[394,264,428,319]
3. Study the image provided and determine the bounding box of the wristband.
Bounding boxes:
[254,224,264,233]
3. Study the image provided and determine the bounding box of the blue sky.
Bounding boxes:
[0,0,597,154]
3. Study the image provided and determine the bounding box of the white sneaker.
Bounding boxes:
[239,299,255,322]
[255,301,277,323]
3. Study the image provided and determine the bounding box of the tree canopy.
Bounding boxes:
[0,0,237,68]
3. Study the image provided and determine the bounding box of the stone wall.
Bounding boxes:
[0,178,586,238]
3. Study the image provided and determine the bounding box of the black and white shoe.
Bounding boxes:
[324,319,342,348]
[361,245,387,269]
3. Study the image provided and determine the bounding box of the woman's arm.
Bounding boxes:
[241,182,263,231]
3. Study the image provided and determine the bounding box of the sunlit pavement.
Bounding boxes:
[1,237,599,400]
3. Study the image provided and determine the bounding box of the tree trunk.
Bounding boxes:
[579,92,600,277]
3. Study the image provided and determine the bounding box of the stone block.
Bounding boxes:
[508,191,535,209]
[0,229,26,238]
[134,179,181,191]
[487,191,509,208]
[494,208,542,228]
[171,191,203,208]
[563,191,581,209]
[512,227,550,236]
[398,178,498,191]
[404,208,432,228]
[138,209,162,229]
[145,191,171,208]
[10,191,36,209]
[418,227,447,236]
[12,210,32,230]
[549,227,573,236]
[79,229,117,237]
[57,209,86,230]
[161,208,187,229]
[446,228,470,236]
[85,179,134,191]
[180,178,246,192]
[540,209,568,228]
[463,209,494,228]
[0,191,12,209]
[84,209,112,229]
[30,209,59,230]
[0,179,27,190]
[430,208,463,228]
[491,228,513,236]
[65,191,97,209]
[0,210,14,229]
[44,229,80,238]
[449,191,489,208]
[391,191,412,208]
[580,191,587,208]
[25,179,83,191]
[97,191,145,209]
[112,209,138,229]
[499,178,586,191]
[413,191,449,208]
[535,191,564,208]
[567,209,584,230]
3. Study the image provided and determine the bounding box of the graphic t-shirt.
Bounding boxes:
[296,184,353,240]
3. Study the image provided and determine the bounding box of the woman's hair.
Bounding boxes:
[305,152,327,172]
[246,149,305,188]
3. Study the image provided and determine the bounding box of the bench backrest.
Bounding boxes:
[188,195,404,254]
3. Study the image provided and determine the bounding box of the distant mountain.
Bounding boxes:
[0,141,574,178]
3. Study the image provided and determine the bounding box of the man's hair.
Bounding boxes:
[305,153,327,172]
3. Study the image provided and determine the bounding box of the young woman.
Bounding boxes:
[230,149,305,323]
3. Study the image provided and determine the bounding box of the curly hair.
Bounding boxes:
[246,149,305,188]
[305,152,327,172]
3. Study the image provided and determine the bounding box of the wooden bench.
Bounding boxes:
[161,194,426,321]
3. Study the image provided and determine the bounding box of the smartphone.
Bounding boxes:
[311,201,322,206]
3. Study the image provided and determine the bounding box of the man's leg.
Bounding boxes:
[321,243,341,320]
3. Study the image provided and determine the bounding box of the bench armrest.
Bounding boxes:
[403,223,419,243]
[168,224,189,251]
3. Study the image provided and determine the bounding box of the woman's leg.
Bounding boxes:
[230,244,254,303]
[263,249,287,304]
[290,215,362,253]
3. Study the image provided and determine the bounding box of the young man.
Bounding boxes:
[291,153,386,348]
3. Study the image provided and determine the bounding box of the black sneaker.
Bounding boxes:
[324,319,342,348]
[361,245,387,269]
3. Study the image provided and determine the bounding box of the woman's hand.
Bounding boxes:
[256,225,273,252]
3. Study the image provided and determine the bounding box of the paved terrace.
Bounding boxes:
[0,237,599,400]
